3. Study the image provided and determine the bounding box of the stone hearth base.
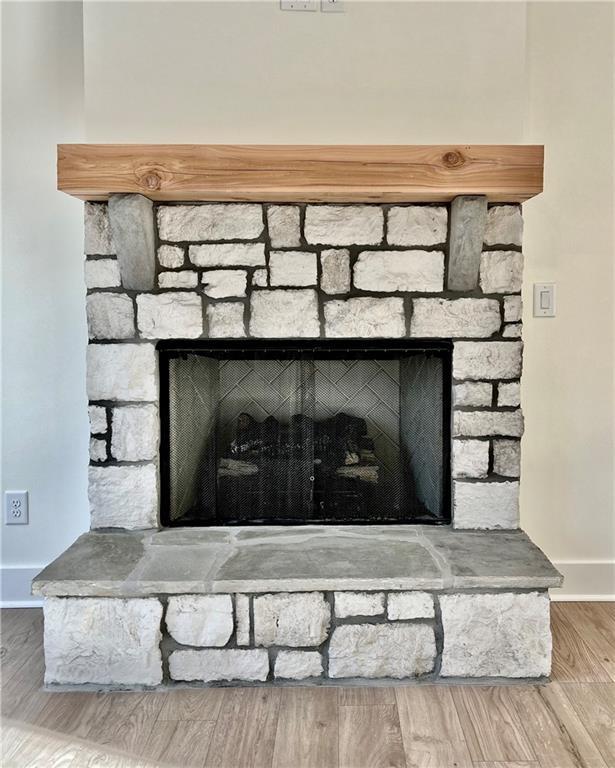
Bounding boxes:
[33,526,562,687]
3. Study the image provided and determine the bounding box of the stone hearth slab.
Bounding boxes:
[32,526,561,597]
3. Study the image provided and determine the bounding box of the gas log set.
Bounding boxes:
[211,412,388,524]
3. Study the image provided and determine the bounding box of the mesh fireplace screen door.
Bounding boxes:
[163,344,450,525]
[400,354,445,519]
[216,356,315,523]
[168,354,219,523]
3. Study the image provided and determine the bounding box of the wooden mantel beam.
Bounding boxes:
[57,144,544,203]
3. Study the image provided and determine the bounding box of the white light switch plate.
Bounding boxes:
[533,283,556,317]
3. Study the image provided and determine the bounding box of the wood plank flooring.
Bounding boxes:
[1,603,614,768]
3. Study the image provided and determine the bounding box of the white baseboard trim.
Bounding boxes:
[551,595,615,601]
[549,559,615,601]
[1,566,44,608]
[1,560,614,607]
[1,600,43,608]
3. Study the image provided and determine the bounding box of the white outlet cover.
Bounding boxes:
[5,491,28,525]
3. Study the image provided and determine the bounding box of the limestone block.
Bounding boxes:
[84,203,114,255]
[158,204,264,241]
[452,440,489,479]
[88,405,107,434]
[253,592,330,647]
[158,244,185,269]
[87,343,157,402]
[324,297,405,338]
[207,302,245,338]
[84,258,121,289]
[108,194,156,291]
[453,342,522,381]
[89,437,107,463]
[169,649,269,683]
[446,196,487,291]
[454,410,524,438]
[158,271,198,289]
[202,270,247,298]
[305,205,383,246]
[453,382,492,408]
[86,293,135,340]
[189,243,266,268]
[453,481,519,529]
[480,251,523,294]
[252,268,268,287]
[387,206,448,246]
[111,405,159,461]
[328,624,436,679]
[484,205,523,246]
[387,592,434,620]
[166,595,233,647]
[137,293,203,339]
[440,592,550,677]
[410,298,500,338]
[235,594,250,646]
[504,295,523,323]
[494,439,521,477]
[334,592,385,618]
[269,251,317,287]
[274,651,323,680]
[44,597,163,685]
[267,205,301,247]
[498,382,521,407]
[320,249,350,294]
[250,289,319,338]
[503,323,522,338]
[89,464,157,529]
[354,250,444,293]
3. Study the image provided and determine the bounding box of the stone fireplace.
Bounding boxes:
[33,144,561,687]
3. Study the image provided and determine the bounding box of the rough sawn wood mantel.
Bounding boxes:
[57,144,544,203]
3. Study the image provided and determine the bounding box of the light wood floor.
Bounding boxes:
[1,603,613,768]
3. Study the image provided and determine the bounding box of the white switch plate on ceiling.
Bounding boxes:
[321,0,345,12]
[533,283,556,317]
[280,0,317,10]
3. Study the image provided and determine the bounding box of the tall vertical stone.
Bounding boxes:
[108,194,156,291]
[446,195,488,291]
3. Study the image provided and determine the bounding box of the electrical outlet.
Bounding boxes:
[280,0,317,10]
[321,0,344,11]
[5,491,28,525]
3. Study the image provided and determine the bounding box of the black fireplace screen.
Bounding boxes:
[159,341,451,526]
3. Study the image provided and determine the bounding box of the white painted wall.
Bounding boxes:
[521,3,614,597]
[1,1,613,601]
[82,1,527,144]
[1,1,87,603]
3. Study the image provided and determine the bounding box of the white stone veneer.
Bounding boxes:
[84,201,525,533]
[44,597,163,685]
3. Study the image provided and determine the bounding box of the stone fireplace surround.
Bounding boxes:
[33,192,562,687]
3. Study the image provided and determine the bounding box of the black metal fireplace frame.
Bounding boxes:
[158,338,452,527]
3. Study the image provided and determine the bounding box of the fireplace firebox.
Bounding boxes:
[159,340,452,526]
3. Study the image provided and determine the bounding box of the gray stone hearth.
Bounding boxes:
[34,194,562,688]
[33,525,561,686]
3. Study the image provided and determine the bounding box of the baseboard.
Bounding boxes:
[549,560,615,601]
[1,561,614,607]
[1,566,44,607]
